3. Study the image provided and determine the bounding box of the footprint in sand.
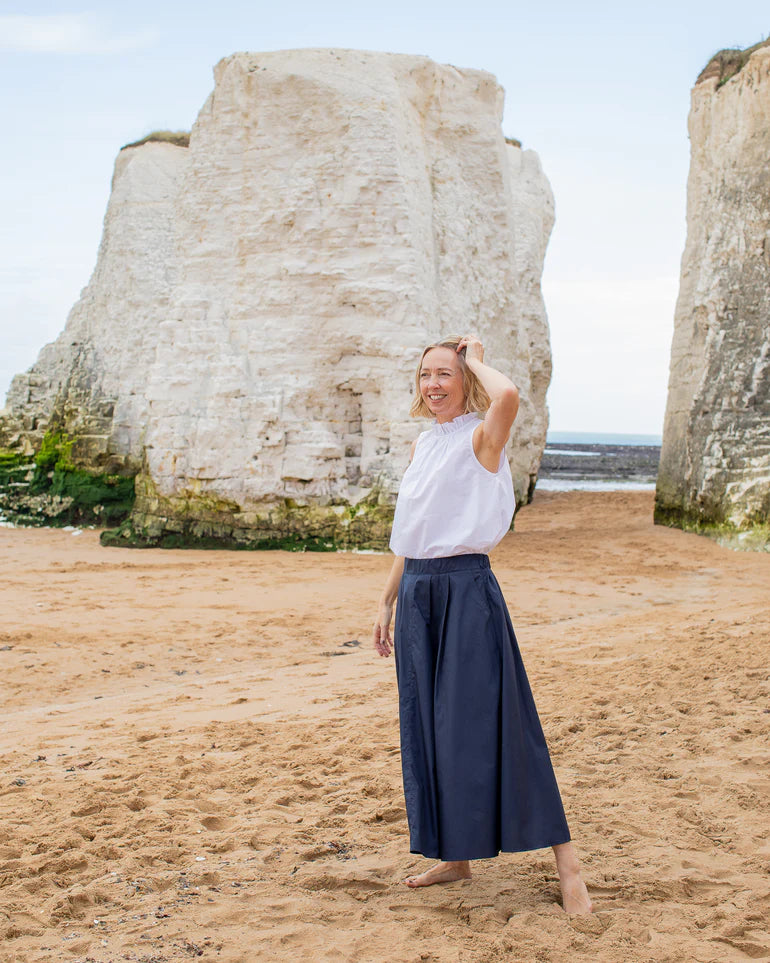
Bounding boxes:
[200,816,231,831]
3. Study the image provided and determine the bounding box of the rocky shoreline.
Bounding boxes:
[537,442,660,488]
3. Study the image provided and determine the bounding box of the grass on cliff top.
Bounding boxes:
[698,36,770,88]
[121,130,190,151]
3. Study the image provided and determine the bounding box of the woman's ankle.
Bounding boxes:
[553,842,581,877]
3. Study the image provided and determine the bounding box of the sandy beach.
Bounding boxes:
[1,491,769,963]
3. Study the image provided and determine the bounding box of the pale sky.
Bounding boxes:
[1,2,767,433]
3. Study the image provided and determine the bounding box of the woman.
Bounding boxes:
[372,334,592,914]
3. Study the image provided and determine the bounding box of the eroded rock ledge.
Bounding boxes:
[2,49,555,549]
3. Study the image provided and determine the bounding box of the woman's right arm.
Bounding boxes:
[373,436,417,658]
[373,555,405,658]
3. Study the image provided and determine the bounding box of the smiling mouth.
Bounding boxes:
[427,394,447,401]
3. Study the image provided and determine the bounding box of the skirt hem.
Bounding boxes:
[410,832,572,861]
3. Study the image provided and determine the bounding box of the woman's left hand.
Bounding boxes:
[458,334,484,365]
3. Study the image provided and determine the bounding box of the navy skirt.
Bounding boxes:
[394,553,571,861]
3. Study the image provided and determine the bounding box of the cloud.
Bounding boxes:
[0,12,159,54]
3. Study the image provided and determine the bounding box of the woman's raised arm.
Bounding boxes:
[459,335,519,468]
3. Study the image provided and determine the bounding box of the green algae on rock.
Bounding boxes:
[0,432,136,528]
[653,500,770,554]
[101,475,394,551]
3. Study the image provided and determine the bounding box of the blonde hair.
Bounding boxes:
[409,335,491,419]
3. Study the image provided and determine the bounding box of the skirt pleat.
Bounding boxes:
[394,553,571,860]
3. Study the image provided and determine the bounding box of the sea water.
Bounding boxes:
[539,430,661,491]
[536,478,656,491]
[546,431,662,446]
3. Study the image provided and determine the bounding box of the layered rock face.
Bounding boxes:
[2,49,554,548]
[656,42,770,548]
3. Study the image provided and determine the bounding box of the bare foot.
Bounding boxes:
[553,841,593,914]
[560,872,593,914]
[404,860,472,887]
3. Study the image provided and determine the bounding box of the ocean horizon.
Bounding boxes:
[546,430,662,447]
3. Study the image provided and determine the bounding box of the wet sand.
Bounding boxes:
[1,491,769,962]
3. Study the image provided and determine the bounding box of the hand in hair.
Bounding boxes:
[457,334,484,365]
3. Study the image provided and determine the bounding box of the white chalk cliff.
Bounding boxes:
[3,49,555,547]
[656,40,770,548]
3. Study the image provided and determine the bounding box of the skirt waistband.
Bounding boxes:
[403,554,490,575]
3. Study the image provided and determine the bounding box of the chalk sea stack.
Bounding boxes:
[656,40,770,550]
[0,49,554,549]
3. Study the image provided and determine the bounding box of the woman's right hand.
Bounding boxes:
[373,556,404,658]
[373,601,394,658]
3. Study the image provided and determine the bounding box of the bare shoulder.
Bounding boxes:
[409,436,419,463]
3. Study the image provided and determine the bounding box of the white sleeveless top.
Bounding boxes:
[389,412,515,559]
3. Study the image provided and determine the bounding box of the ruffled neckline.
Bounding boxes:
[432,412,481,435]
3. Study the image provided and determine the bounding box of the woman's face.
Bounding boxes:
[419,347,466,422]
